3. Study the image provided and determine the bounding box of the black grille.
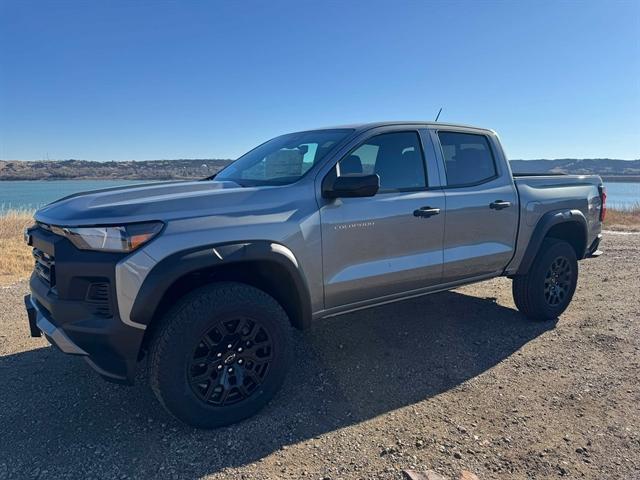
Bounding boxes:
[86,282,112,317]
[33,248,55,287]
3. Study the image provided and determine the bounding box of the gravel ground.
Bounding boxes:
[1,233,639,480]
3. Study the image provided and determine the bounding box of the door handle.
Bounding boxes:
[413,206,441,218]
[489,200,512,210]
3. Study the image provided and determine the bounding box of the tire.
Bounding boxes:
[148,282,292,428]
[512,238,578,321]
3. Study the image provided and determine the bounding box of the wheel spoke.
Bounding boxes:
[190,349,212,367]
[243,367,264,386]
[244,348,273,365]
[201,380,218,401]
[237,318,257,339]
[189,361,217,383]
[218,386,232,405]
[202,330,222,349]
[237,382,254,398]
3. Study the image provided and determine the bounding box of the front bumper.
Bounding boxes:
[24,225,146,384]
[26,275,145,384]
[25,294,87,355]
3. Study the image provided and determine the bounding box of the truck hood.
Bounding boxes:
[34,180,287,226]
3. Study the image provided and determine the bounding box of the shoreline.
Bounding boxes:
[601,175,640,182]
[1,175,639,182]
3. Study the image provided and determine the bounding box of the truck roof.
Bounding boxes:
[309,121,495,134]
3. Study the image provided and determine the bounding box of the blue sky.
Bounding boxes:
[1,0,638,161]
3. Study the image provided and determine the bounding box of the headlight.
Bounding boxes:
[52,222,163,252]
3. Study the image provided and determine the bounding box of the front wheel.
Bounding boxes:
[148,282,292,428]
[512,238,578,321]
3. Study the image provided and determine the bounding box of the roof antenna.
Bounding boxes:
[434,107,443,122]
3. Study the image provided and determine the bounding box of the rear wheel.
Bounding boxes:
[148,282,292,428]
[512,238,578,321]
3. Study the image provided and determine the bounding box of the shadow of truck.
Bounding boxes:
[0,290,555,479]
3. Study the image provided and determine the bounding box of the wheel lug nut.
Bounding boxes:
[237,347,243,352]
[217,365,222,370]
[217,352,222,358]
[227,344,232,349]
[238,359,243,365]
[228,367,233,373]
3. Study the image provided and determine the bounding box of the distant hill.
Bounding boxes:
[0,159,233,181]
[509,159,640,180]
[1,158,639,181]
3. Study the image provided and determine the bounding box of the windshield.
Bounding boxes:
[215,129,354,186]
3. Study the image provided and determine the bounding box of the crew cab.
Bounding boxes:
[24,121,605,428]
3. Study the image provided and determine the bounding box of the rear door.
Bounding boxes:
[433,129,519,283]
[318,129,445,309]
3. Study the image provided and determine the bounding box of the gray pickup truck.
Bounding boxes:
[24,121,605,428]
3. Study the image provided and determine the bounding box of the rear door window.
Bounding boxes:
[437,132,497,187]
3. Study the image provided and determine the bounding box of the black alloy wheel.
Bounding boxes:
[543,256,572,307]
[188,317,274,406]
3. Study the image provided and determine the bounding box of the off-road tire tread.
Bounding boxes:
[148,281,291,428]
[512,238,578,321]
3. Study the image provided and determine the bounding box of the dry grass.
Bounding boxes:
[604,206,640,232]
[0,210,34,286]
[0,206,638,287]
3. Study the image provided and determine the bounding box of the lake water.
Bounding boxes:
[1,179,638,213]
[604,181,640,209]
[0,180,158,212]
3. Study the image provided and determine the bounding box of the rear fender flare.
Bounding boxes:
[516,209,588,275]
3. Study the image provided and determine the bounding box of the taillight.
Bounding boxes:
[598,185,606,222]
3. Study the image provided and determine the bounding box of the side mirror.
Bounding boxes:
[323,173,380,198]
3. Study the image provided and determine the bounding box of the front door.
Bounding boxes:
[319,131,446,309]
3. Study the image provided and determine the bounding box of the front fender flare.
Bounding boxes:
[128,240,312,329]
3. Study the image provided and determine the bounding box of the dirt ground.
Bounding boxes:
[0,232,638,480]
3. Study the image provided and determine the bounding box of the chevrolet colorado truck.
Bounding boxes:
[24,122,605,428]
